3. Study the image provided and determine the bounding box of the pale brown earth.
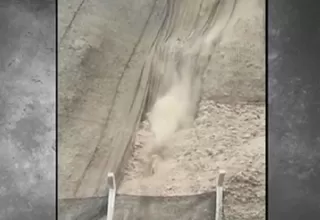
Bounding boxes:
[120,101,265,220]
[59,0,265,219]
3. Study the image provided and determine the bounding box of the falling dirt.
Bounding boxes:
[119,0,265,220]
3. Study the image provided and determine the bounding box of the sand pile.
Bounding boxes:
[119,101,265,218]
[120,100,265,194]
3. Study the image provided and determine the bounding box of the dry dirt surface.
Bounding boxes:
[120,101,265,219]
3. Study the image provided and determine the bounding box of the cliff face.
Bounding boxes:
[58,0,265,219]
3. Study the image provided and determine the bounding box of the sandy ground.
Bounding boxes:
[120,101,265,195]
[120,101,265,219]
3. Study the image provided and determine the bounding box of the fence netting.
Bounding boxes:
[59,192,218,220]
